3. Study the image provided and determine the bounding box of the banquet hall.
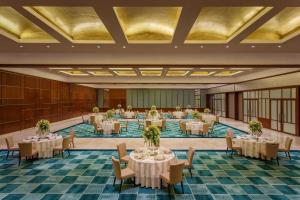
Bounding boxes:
[0,0,300,200]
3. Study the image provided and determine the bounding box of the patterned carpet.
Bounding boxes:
[0,150,299,200]
[55,122,247,138]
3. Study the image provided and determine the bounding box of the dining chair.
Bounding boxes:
[262,143,280,166]
[117,143,129,165]
[161,119,167,131]
[111,156,135,192]
[112,123,121,134]
[90,116,96,124]
[120,121,128,132]
[93,123,103,134]
[226,136,241,157]
[201,123,209,137]
[179,147,196,177]
[179,121,189,134]
[138,119,144,129]
[145,120,151,128]
[69,128,75,148]
[160,161,185,197]
[208,121,215,135]
[215,116,220,123]
[5,136,19,159]
[226,129,235,138]
[279,137,293,160]
[53,136,71,158]
[18,142,38,166]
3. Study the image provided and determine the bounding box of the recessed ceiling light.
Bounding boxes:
[46,45,50,48]
[19,45,23,48]
[123,45,126,48]
[71,45,75,48]
[225,45,230,48]
[251,45,255,48]
[278,45,282,48]
[97,45,101,48]
[200,45,204,48]
[174,45,178,48]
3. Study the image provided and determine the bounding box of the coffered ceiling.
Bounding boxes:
[0,0,300,66]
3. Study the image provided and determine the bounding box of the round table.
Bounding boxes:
[128,147,175,189]
[145,119,162,127]
[23,135,63,158]
[124,111,135,118]
[186,121,203,134]
[235,136,276,158]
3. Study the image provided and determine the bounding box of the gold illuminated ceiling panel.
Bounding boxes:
[185,7,271,43]
[113,70,137,76]
[88,71,113,76]
[0,7,57,43]
[190,71,215,76]
[25,6,114,43]
[166,70,189,77]
[114,7,182,43]
[140,70,162,76]
[60,70,89,76]
[244,7,300,43]
[214,70,243,76]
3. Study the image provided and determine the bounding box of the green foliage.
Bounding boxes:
[92,107,99,113]
[36,119,50,132]
[127,105,132,111]
[175,106,181,111]
[106,110,114,119]
[117,104,122,108]
[142,126,160,147]
[204,108,210,113]
[249,120,263,133]
[151,105,157,110]
[150,109,158,117]
[192,111,201,119]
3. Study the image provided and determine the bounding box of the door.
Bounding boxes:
[270,99,282,131]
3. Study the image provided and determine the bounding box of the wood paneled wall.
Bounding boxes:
[0,70,97,134]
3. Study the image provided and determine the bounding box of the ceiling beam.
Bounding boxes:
[13,5,71,44]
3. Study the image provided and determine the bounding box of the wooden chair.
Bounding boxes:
[226,136,241,157]
[18,142,38,166]
[208,121,215,135]
[120,121,128,132]
[112,123,121,134]
[112,156,135,192]
[179,121,189,134]
[201,123,210,137]
[279,137,293,160]
[145,120,151,128]
[138,119,144,129]
[161,119,166,131]
[215,116,220,123]
[5,136,19,159]
[93,123,103,134]
[262,143,280,166]
[53,136,71,158]
[90,116,96,124]
[69,128,75,148]
[179,147,196,177]
[117,143,129,164]
[160,161,185,197]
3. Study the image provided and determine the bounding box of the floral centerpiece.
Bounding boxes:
[192,111,201,119]
[248,120,263,138]
[150,109,158,118]
[176,106,181,111]
[204,108,210,113]
[151,105,157,110]
[127,105,132,111]
[117,104,122,109]
[142,126,160,148]
[92,106,99,113]
[106,109,114,120]
[36,119,50,137]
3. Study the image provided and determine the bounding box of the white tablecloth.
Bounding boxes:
[23,136,63,158]
[124,111,135,118]
[202,114,216,123]
[235,137,275,158]
[145,119,162,127]
[173,111,184,119]
[128,147,175,189]
[102,121,119,134]
[186,121,204,134]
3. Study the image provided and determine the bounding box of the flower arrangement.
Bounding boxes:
[127,105,132,111]
[117,104,122,109]
[248,120,263,137]
[176,106,181,111]
[151,105,157,110]
[142,126,160,147]
[106,110,114,119]
[36,119,50,136]
[150,109,158,117]
[192,111,201,119]
[204,108,210,113]
[92,106,99,113]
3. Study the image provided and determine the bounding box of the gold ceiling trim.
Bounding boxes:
[88,71,113,76]
[113,70,137,76]
[166,70,190,76]
[24,6,114,44]
[0,7,57,43]
[140,70,162,76]
[214,70,243,76]
[190,71,215,76]
[60,70,89,76]
[114,7,182,43]
[185,7,271,44]
[243,7,300,43]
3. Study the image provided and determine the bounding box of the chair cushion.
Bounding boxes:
[121,168,135,179]
[279,148,288,152]
[160,171,170,183]
[121,155,130,163]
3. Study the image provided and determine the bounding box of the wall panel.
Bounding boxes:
[0,70,97,134]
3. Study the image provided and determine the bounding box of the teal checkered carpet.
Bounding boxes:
[55,122,247,138]
[0,150,299,200]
